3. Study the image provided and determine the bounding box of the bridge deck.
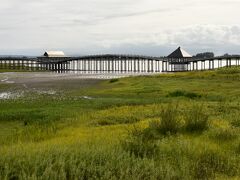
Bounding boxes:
[0,54,239,72]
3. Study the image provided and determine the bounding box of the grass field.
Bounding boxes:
[0,68,46,73]
[0,67,240,179]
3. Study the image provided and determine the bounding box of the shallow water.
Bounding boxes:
[33,89,57,95]
[81,96,94,100]
[0,92,23,99]
[0,92,11,99]
[1,77,15,84]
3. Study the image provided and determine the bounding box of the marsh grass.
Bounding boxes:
[90,104,164,126]
[230,112,240,128]
[0,68,45,73]
[122,103,208,158]
[193,148,238,179]
[1,67,240,179]
[217,66,240,74]
[94,116,140,126]
[146,103,209,135]
[184,104,209,133]
[208,126,238,142]
[235,142,240,154]
[122,126,160,158]
[206,119,239,142]
[149,104,182,135]
[0,142,191,180]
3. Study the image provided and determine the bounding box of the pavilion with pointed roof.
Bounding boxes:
[44,51,65,58]
[168,47,192,59]
[167,47,193,71]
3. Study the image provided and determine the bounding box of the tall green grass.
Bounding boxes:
[0,67,240,179]
[184,104,209,132]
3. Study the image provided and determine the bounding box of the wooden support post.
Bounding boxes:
[118,59,121,72]
[130,59,132,72]
[120,59,122,72]
[147,59,150,72]
[87,59,91,72]
[151,60,154,72]
[99,59,102,72]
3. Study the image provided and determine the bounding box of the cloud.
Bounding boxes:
[168,25,240,47]
[0,0,239,55]
[87,25,240,47]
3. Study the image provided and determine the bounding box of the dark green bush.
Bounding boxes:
[109,79,119,83]
[185,92,202,99]
[167,90,202,99]
[94,116,140,126]
[168,90,186,97]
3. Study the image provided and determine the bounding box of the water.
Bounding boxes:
[0,92,23,99]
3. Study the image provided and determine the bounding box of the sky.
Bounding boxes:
[0,0,240,56]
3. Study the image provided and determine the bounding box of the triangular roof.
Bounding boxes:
[167,47,192,58]
[44,51,65,57]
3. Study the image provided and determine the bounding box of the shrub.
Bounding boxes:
[94,116,140,126]
[167,90,202,99]
[151,104,181,135]
[185,92,202,99]
[168,90,185,97]
[184,104,209,133]
[109,79,119,83]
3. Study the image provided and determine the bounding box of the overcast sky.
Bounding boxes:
[0,0,239,56]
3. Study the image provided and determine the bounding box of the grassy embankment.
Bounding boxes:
[0,67,240,179]
[0,69,46,73]
[0,64,47,73]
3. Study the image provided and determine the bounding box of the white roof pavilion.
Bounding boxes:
[44,51,65,57]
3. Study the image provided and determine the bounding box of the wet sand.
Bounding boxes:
[0,72,162,85]
[0,72,160,99]
[0,72,159,83]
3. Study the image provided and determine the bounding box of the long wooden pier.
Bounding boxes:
[0,54,239,73]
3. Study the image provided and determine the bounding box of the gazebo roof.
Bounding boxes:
[167,47,192,58]
[44,51,65,57]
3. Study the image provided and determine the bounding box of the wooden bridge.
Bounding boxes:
[0,49,239,73]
